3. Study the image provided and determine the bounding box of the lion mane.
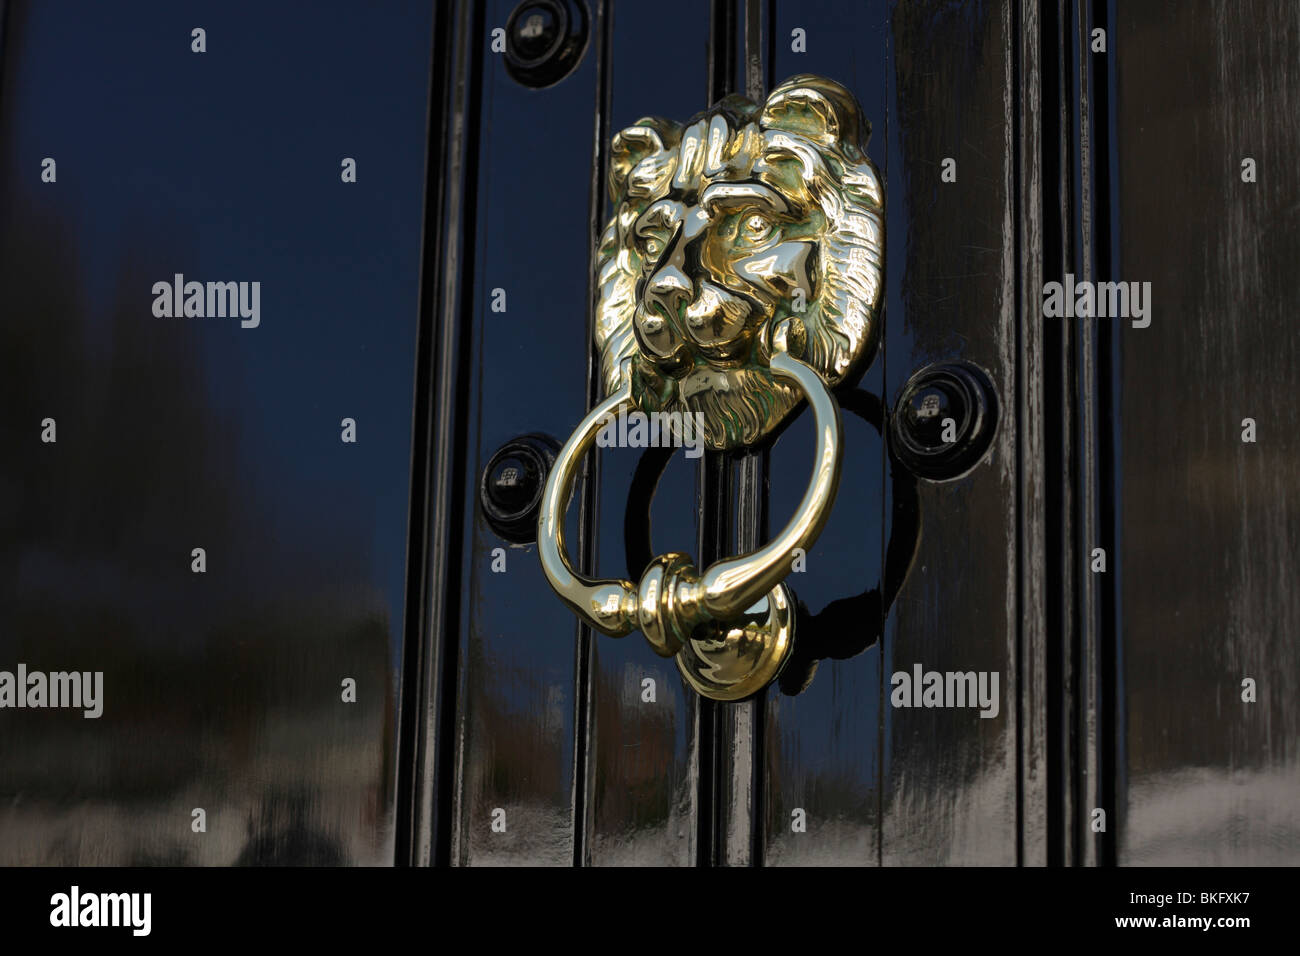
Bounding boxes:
[594,74,884,450]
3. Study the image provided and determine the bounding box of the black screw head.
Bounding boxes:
[504,0,588,89]
[485,453,538,513]
[889,362,998,481]
[479,434,561,544]
[902,385,955,448]
[511,5,560,60]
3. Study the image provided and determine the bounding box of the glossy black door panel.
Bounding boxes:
[878,1,1026,866]
[0,0,432,864]
[409,0,1297,870]
[1111,0,1300,864]
[444,0,601,866]
[10,0,1295,871]
[418,0,1041,867]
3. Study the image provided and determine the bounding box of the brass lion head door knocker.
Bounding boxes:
[539,75,885,701]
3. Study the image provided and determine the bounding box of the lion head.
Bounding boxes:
[595,74,884,451]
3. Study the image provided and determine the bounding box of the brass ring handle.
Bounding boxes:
[538,340,842,700]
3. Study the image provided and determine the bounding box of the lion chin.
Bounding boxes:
[634,362,799,452]
[595,74,885,452]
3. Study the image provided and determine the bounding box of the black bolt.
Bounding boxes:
[485,453,538,513]
[503,0,588,89]
[889,362,997,481]
[902,385,957,448]
[512,5,560,60]
[479,434,561,544]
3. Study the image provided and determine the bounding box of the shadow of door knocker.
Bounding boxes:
[535,75,998,701]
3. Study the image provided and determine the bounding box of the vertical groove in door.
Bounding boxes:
[436,0,487,868]
[878,0,893,870]
[1011,0,1024,869]
[741,6,767,862]
[698,450,727,867]
[572,0,612,869]
[708,0,738,106]
[698,0,739,868]
[0,1,10,100]
[712,0,769,870]
[394,0,454,867]
[1074,0,1118,869]
[1043,0,1116,867]
[1069,0,1119,869]
[1040,0,1072,867]
[1014,0,1050,867]
[1091,0,1120,870]
[396,0,485,867]
[1071,0,1101,871]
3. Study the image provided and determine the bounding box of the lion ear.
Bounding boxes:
[609,118,681,202]
[760,75,869,152]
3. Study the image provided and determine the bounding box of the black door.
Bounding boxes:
[2,0,1297,869]
[404,0,1031,867]
[401,0,1300,867]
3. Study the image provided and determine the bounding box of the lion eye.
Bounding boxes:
[643,237,663,257]
[741,213,774,243]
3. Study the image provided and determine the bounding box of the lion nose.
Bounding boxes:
[682,284,749,348]
[645,265,692,321]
